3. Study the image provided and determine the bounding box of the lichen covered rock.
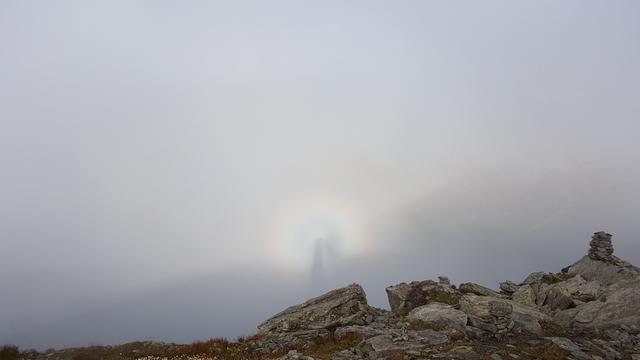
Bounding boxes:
[258,284,378,335]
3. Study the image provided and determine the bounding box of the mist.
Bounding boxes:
[1,0,639,350]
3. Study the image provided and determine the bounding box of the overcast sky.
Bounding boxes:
[1,0,639,350]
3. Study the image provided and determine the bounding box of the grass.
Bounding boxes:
[18,332,363,360]
[406,319,448,331]
[539,319,576,338]
[0,345,19,360]
[299,332,363,360]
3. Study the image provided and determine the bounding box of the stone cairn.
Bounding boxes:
[489,301,514,336]
[588,231,614,261]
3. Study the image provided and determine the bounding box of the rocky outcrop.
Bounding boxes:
[549,232,640,329]
[511,284,535,305]
[249,230,640,360]
[257,284,378,335]
[499,280,519,294]
[459,294,549,335]
[385,279,461,313]
[555,279,640,328]
[360,329,449,356]
[565,255,639,286]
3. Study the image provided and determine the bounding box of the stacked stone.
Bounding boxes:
[588,231,614,261]
[489,301,514,335]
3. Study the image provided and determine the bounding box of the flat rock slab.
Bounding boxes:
[567,256,639,286]
[547,337,592,360]
[459,282,506,298]
[364,330,449,354]
[407,302,468,331]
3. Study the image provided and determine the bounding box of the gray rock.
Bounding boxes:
[556,274,600,303]
[386,279,462,313]
[459,294,549,335]
[406,302,468,332]
[432,345,480,359]
[565,255,639,286]
[386,282,413,312]
[258,284,377,334]
[459,282,506,298]
[554,280,640,328]
[544,285,574,311]
[511,285,535,306]
[509,310,546,334]
[522,271,546,285]
[464,325,488,340]
[489,300,512,317]
[257,329,330,352]
[531,282,551,306]
[334,325,388,338]
[458,295,513,335]
[362,330,448,355]
[279,350,315,360]
[547,337,591,360]
[331,350,363,360]
[500,281,520,294]
[411,329,450,345]
[438,276,451,285]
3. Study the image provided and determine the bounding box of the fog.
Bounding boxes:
[1,0,639,350]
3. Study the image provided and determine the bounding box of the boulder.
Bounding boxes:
[512,285,535,306]
[557,274,600,302]
[406,302,468,332]
[257,284,377,334]
[459,294,549,334]
[522,271,546,285]
[531,282,551,306]
[459,282,506,298]
[554,280,640,328]
[386,280,462,313]
[544,285,574,311]
[547,337,591,360]
[510,300,551,334]
[499,280,520,294]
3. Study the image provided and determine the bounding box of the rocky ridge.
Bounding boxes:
[253,231,640,360]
